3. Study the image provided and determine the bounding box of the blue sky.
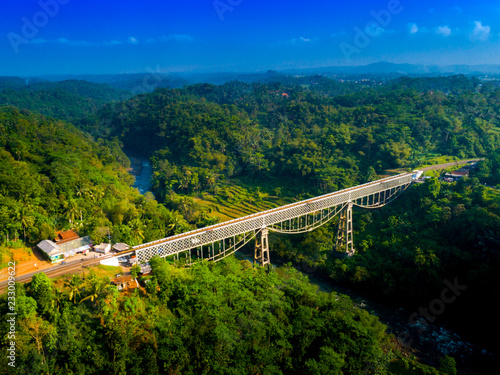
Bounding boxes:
[1,0,500,76]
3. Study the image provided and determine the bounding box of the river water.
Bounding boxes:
[127,154,153,194]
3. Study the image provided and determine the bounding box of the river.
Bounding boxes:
[126,153,153,194]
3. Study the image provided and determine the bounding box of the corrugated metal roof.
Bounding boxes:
[113,242,130,251]
[58,236,92,252]
[37,240,60,255]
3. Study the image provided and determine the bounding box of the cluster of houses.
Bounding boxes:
[111,275,139,291]
[443,162,477,182]
[36,230,151,294]
[36,230,130,263]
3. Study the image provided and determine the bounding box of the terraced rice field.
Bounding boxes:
[192,183,294,222]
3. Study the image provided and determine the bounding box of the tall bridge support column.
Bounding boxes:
[254,228,270,267]
[336,202,355,257]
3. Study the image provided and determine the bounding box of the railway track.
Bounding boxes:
[133,172,415,253]
[0,254,113,293]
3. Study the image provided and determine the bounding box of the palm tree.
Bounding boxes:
[17,205,35,242]
[129,218,145,245]
[178,175,190,191]
[206,172,219,192]
[64,274,82,304]
[178,196,194,218]
[51,288,64,312]
[64,199,80,224]
[75,185,86,198]
[89,186,104,203]
[166,211,184,235]
[79,279,108,306]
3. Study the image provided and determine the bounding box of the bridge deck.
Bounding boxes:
[134,172,414,263]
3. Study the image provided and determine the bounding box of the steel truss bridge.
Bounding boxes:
[133,172,416,266]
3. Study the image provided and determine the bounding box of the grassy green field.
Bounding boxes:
[417,155,460,168]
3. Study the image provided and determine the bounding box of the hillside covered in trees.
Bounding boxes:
[0,74,499,374]
[86,76,500,202]
[0,106,189,255]
[0,78,130,125]
[1,255,457,375]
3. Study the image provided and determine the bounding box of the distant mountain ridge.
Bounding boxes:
[2,62,499,98]
[280,61,500,76]
[29,62,500,90]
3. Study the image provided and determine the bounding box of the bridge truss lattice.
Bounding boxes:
[134,173,414,266]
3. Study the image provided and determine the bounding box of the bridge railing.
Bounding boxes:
[134,173,413,262]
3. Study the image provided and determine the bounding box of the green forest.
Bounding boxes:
[1,257,447,375]
[0,106,190,251]
[0,74,499,374]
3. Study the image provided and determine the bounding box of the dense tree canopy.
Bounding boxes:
[0,74,498,373]
[0,257,448,375]
[82,77,500,205]
[0,106,189,250]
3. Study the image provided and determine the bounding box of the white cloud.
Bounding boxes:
[365,23,385,37]
[29,34,194,48]
[471,21,490,41]
[167,34,194,42]
[408,23,419,34]
[284,36,314,45]
[436,26,452,37]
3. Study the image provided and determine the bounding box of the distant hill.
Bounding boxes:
[26,79,131,102]
[37,71,289,91]
[31,62,500,90]
[39,73,190,92]
[0,78,130,123]
[280,61,500,77]
[0,76,45,90]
